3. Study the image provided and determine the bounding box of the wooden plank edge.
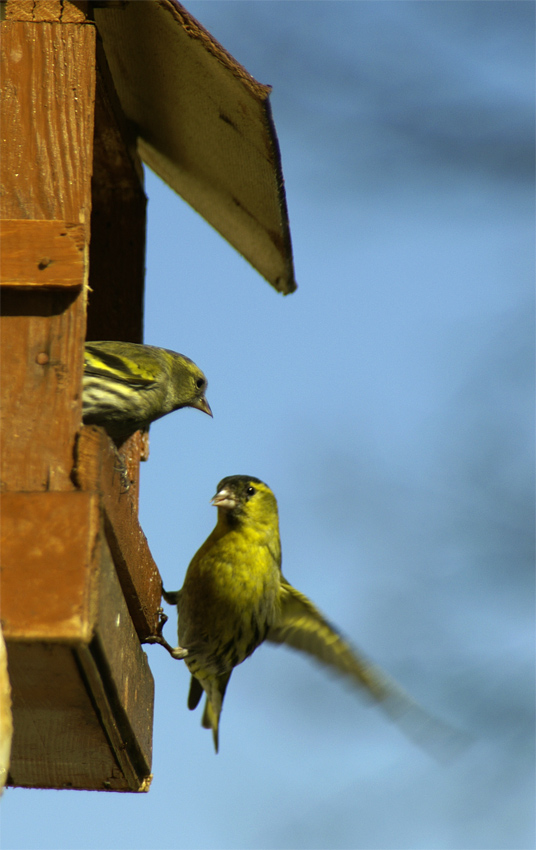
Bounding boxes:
[0,220,86,288]
[72,426,163,640]
[75,640,152,792]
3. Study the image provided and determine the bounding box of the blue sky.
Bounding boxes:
[2,3,534,849]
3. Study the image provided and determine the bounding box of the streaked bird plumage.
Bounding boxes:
[82,341,212,443]
[164,476,463,756]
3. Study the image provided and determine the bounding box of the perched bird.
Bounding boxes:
[159,475,462,756]
[82,341,212,444]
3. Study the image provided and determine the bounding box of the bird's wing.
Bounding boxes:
[267,579,394,703]
[84,345,158,388]
[267,579,468,759]
[188,675,204,710]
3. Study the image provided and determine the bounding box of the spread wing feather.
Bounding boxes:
[267,579,468,760]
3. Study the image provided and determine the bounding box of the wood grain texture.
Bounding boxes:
[73,426,163,641]
[81,535,154,782]
[0,21,96,224]
[0,220,85,288]
[0,21,96,491]
[32,1,63,21]
[0,10,157,792]
[6,0,89,24]
[5,1,89,22]
[7,642,128,791]
[0,287,84,491]
[2,492,154,791]
[0,492,98,640]
[4,0,34,21]
[1,436,162,646]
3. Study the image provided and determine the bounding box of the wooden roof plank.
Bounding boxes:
[94,0,297,294]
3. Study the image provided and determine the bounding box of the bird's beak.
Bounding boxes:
[211,487,236,510]
[192,396,213,417]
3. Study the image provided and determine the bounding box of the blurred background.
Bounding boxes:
[2,2,534,848]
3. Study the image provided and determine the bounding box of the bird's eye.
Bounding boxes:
[246,486,256,498]
[196,377,206,389]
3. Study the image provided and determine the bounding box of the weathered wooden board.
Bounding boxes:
[0,20,95,491]
[0,6,161,791]
[0,221,86,289]
[74,426,162,641]
[1,492,154,791]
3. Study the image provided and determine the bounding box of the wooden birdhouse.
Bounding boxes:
[0,0,295,792]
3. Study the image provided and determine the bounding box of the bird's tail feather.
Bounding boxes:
[202,698,220,753]
[195,673,232,754]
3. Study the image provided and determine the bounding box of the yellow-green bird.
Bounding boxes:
[160,475,461,755]
[82,341,212,444]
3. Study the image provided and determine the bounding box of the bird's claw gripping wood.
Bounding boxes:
[142,607,188,660]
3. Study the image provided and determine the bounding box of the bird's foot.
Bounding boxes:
[170,645,189,660]
[144,633,188,659]
[142,607,188,660]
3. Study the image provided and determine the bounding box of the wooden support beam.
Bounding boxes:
[86,36,147,344]
[1,492,154,792]
[73,426,162,641]
[0,18,95,491]
[0,6,161,791]
[0,221,86,289]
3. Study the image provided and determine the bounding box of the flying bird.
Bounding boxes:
[151,475,464,757]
